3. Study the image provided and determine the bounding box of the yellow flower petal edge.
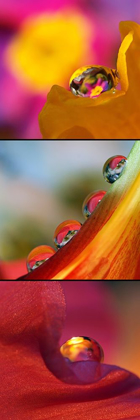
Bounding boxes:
[23,141,140,280]
[117,29,133,91]
[39,21,140,139]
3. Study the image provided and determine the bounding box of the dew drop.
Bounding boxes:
[54,220,81,249]
[60,336,104,362]
[82,190,106,219]
[26,245,55,272]
[103,155,127,183]
[69,65,119,98]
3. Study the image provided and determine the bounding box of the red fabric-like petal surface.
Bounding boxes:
[0,281,140,419]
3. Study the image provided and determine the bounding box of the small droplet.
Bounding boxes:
[103,155,127,183]
[26,245,55,272]
[60,336,104,362]
[69,65,119,98]
[82,190,106,219]
[54,220,81,249]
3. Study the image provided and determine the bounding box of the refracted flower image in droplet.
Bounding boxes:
[54,220,82,249]
[69,65,119,98]
[26,245,55,272]
[103,155,127,183]
[82,190,107,219]
[60,336,104,363]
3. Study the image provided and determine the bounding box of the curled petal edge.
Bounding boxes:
[117,29,133,92]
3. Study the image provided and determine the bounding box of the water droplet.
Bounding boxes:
[69,65,119,98]
[54,220,81,249]
[82,190,106,219]
[60,336,104,362]
[26,245,55,272]
[103,155,127,183]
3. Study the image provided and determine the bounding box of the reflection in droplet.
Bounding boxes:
[54,220,81,249]
[69,65,119,98]
[103,155,127,183]
[82,190,106,219]
[26,245,55,272]
[60,336,104,362]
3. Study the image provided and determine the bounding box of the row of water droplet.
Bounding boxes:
[27,155,127,272]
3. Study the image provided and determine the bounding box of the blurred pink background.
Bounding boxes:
[0,0,140,139]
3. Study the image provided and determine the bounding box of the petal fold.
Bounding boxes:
[0,281,140,420]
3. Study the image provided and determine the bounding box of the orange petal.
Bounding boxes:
[21,141,140,280]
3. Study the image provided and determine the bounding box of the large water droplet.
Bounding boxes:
[103,155,127,183]
[69,65,119,98]
[60,336,104,362]
[26,245,55,272]
[54,220,81,249]
[82,190,106,219]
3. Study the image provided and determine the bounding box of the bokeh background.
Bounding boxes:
[0,139,134,273]
[0,0,140,139]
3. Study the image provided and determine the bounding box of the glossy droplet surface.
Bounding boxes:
[82,190,106,219]
[103,155,127,183]
[54,220,81,249]
[60,336,104,362]
[27,245,55,272]
[69,65,119,98]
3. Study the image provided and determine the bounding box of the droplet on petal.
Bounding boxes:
[60,336,104,362]
[26,245,55,272]
[103,155,127,183]
[54,220,81,249]
[69,65,119,98]
[82,190,106,219]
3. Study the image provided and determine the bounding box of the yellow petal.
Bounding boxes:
[117,28,133,92]
[39,21,140,139]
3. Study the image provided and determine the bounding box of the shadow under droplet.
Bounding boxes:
[57,126,94,139]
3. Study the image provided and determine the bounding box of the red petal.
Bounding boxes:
[0,281,140,420]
